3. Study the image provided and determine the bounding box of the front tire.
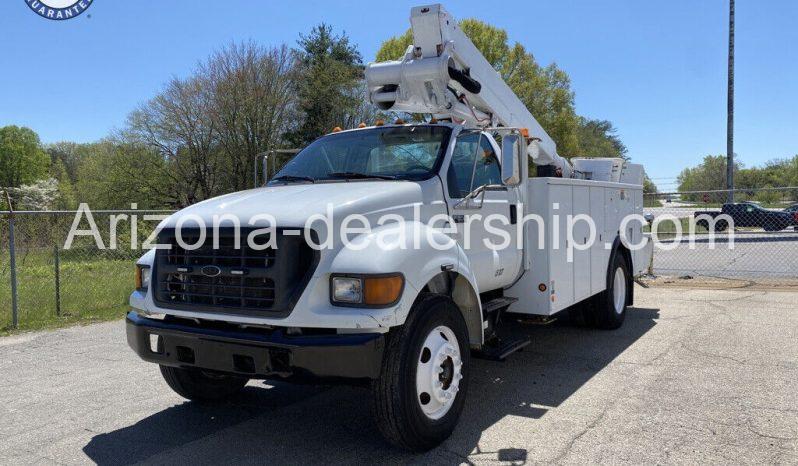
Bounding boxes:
[159,365,249,402]
[371,294,470,451]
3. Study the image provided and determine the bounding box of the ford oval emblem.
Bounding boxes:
[201,265,222,277]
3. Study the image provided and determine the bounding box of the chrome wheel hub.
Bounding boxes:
[613,266,626,314]
[416,325,462,420]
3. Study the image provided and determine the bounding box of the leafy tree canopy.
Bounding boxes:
[676,154,798,203]
[0,125,49,188]
[288,24,368,146]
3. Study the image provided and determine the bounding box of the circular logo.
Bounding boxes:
[201,265,222,278]
[25,0,93,21]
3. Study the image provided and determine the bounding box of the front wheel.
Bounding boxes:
[371,294,470,451]
[159,365,249,402]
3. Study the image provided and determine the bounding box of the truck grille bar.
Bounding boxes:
[153,228,318,317]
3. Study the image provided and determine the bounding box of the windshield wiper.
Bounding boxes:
[325,172,398,180]
[270,175,315,183]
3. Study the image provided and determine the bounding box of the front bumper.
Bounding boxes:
[126,311,385,380]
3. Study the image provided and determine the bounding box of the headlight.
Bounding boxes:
[135,265,151,291]
[331,276,362,304]
[330,274,404,307]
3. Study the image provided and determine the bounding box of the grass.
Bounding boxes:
[0,249,135,334]
[644,217,710,234]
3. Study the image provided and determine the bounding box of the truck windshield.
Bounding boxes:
[269,125,451,183]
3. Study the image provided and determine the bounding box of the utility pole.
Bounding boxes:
[726,0,735,203]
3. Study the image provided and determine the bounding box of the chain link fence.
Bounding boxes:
[643,187,798,283]
[2,187,798,330]
[0,210,172,331]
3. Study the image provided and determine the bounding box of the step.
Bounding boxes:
[481,296,518,314]
[474,336,531,362]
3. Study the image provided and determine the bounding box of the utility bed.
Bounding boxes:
[506,177,651,315]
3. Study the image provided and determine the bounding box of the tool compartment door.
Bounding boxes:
[572,185,591,302]
[548,184,573,313]
[590,186,609,295]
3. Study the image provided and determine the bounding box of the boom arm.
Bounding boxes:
[365,4,572,177]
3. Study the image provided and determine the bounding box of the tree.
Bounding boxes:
[0,126,49,187]
[287,24,368,146]
[124,42,300,205]
[677,155,741,201]
[575,117,627,159]
[6,178,59,210]
[125,73,221,205]
[46,141,83,183]
[643,176,658,194]
[50,158,76,209]
[202,42,298,191]
[72,140,172,209]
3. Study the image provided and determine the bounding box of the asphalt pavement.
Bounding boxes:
[1,286,796,464]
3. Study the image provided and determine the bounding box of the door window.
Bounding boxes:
[446,133,501,198]
[472,137,501,189]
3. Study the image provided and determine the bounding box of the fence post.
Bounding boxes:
[8,209,19,329]
[646,214,654,276]
[648,248,654,276]
[54,245,61,317]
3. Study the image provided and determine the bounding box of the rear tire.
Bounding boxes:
[594,252,630,329]
[569,252,630,329]
[159,365,248,402]
[371,293,470,452]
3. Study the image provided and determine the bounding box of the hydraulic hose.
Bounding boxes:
[447,66,481,94]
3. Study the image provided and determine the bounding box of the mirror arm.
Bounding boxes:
[453,184,497,210]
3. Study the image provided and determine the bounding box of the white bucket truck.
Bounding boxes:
[126,4,651,450]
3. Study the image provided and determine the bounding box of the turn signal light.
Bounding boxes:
[135,267,142,290]
[330,273,404,307]
[364,275,404,306]
[135,265,151,291]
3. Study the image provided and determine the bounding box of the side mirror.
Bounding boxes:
[501,135,522,186]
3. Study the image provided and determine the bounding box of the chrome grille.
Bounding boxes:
[154,228,317,316]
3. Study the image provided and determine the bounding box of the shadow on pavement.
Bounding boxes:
[83,307,658,464]
[82,382,326,465]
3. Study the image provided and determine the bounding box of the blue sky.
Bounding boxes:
[1,1,796,190]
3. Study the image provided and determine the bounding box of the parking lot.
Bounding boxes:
[1,286,796,465]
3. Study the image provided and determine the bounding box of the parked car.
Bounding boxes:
[695,202,798,232]
[783,203,798,213]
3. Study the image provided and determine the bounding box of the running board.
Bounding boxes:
[481,296,518,315]
[474,336,531,362]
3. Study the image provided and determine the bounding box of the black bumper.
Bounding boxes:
[126,311,385,380]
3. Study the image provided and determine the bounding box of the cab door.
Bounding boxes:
[444,131,520,291]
